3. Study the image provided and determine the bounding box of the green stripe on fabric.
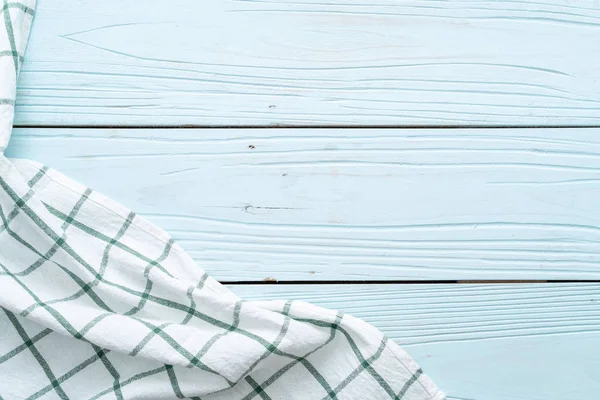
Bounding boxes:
[41,263,114,313]
[0,203,113,313]
[0,220,110,342]
[2,0,20,76]
[88,366,168,400]
[293,317,400,399]
[131,318,233,386]
[0,200,56,261]
[0,166,48,236]
[124,287,291,358]
[182,284,197,325]
[120,282,325,372]
[93,345,124,400]
[0,50,22,61]
[4,1,34,15]
[77,312,113,338]
[0,259,82,339]
[44,203,176,279]
[129,322,169,357]
[299,357,335,397]
[0,327,52,363]
[27,166,49,188]
[323,337,388,399]
[120,240,184,355]
[245,376,273,400]
[225,301,293,388]
[31,346,167,400]
[166,365,186,399]
[0,182,120,315]
[4,310,70,400]
[0,184,36,235]
[0,211,97,341]
[26,348,105,400]
[0,186,125,328]
[61,188,92,230]
[0,205,62,277]
[191,301,242,368]
[2,190,111,313]
[397,369,423,399]
[181,272,208,324]
[0,178,103,283]
[241,313,343,400]
[20,267,107,315]
[22,211,135,315]
[123,239,175,317]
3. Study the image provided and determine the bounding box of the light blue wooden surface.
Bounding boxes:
[8,127,600,280]
[10,1,600,398]
[15,0,600,126]
[230,284,600,400]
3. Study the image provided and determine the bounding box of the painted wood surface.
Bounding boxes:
[8,127,600,281]
[230,283,600,400]
[15,0,600,126]
[10,3,600,398]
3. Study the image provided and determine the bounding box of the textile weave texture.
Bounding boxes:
[0,2,444,399]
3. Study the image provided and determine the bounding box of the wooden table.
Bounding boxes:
[8,0,600,398]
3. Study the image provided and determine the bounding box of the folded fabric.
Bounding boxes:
[0,2,444,399]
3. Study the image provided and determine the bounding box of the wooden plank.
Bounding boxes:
[8,127,600,280]
[15,0,600,126]
[229,283,600,400]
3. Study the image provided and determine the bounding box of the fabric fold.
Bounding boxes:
[0,2,444,399]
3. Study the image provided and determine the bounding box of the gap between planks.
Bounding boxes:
[222,279,600,285]
[13,124,600,130]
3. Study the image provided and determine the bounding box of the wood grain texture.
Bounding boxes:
[230,283,600,400]
[8,127,600,280]
[15,0,600,126]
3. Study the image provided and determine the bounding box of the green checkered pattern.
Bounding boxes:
[0,2,444,399]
